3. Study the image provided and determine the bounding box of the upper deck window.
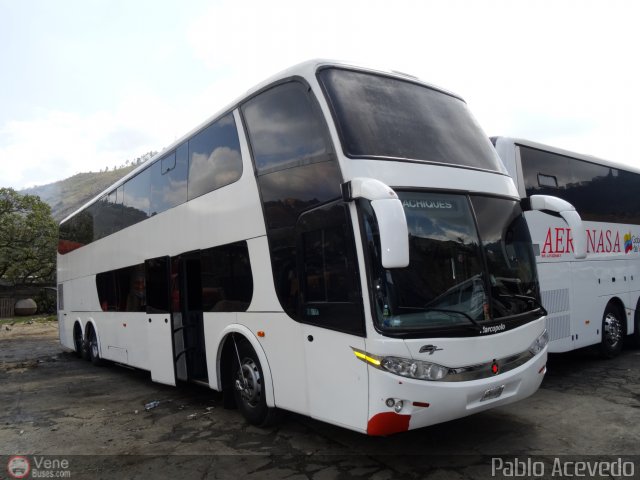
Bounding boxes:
[242,81,333,175]
[188,113,242,200]
[520,145,640,224]
[318,68,505,173]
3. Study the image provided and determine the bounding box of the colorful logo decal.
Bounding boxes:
[540,228,640,256]
[624,232,633,253]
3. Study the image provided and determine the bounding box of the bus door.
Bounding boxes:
[172,253,209,383]
[296,203,368,429]
[144,256,175,386]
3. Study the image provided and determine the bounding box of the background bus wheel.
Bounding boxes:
[232,339,280,427]
[632,307,640,348]
[599,304,624,358]
[73,323,84,358]
[87,326,104,366]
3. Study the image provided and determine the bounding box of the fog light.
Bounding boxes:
[394,400,403,413]
[385,398,395,408]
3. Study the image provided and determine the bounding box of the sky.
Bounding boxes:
[1,0,639,190]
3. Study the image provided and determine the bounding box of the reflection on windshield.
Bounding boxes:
[471,195,540,318]
[362,192,540,333]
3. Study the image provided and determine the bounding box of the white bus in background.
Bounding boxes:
[493,137,640,357]
[58,60,573,436]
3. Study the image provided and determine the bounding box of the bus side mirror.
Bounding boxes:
[529,195,587,259]
[342,178,410,268]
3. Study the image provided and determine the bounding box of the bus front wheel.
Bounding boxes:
[231,338,280,427]
[599,304,624,358]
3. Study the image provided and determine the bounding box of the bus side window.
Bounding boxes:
[200,241,253,312]
[241,80,342,320]
[187,113,242,201]
[296,202,364,336]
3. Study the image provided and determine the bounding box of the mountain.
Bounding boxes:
[21,167,134,222]
[20,152,158,222]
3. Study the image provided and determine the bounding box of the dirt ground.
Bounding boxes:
[1,319,640,479]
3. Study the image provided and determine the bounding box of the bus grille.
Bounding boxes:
[547,314,571,340]
[541,288,570,314]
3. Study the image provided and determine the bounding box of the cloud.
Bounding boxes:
[0,89,210,189]
[3,0,640,191]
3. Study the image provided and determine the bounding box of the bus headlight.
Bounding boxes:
[352,348,449,381]
[528,329,549,356]
[381,356,449,381]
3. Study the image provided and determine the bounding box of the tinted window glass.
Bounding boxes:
[256,162,343,315]
[150,144,188,216]
[106,188,123,234]
[96,270,118,311]
[366,192,487,330]
[297,202,364,335]
[300,206,358,303]
[58,210,94,254]
[93,194,122,240]
[123,169,151,228]
[319,68,505,173]
[258,161,343,229]
[91,196,107,241]
[242,82,333,174]
[96,263,146,312]
[201,242,253,312]
[188,113,242,200]
[520,146,640,224]
[521,146,571,194]
[471,196,540,318]
[145,257,170,314]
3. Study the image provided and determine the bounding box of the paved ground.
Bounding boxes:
[1,320,639,479]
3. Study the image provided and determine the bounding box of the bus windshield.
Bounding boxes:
[318,67,506,173]
[361,192,541,334]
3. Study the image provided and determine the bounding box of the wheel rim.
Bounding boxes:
[90,331,99,358]
[604,312,623,347]
[235,358,262,408]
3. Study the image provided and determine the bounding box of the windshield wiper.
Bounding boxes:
[497,294,548,316]
[422,307,482,332]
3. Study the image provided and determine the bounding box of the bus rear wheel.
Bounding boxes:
[232,339,280,427]
[599,304,624,358]
[87,325,104,366]
[73,323,84,358]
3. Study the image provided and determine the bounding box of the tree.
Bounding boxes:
[0,188,57,286]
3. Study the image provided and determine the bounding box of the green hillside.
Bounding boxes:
[22,167,135,221]
[21,151,158,222]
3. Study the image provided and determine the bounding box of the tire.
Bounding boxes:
[73,323,84,358]
[231,338,280,427]
[87,325,104,366]
[599,304,624,358]
[632,306,640,348]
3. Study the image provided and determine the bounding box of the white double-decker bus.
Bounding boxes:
[58,61,566,436]
[493,137,640,357]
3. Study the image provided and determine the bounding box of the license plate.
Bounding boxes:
[480,385,505,402]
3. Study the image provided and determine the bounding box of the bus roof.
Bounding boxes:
[61,59,466,225]
[493,136,640,176]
